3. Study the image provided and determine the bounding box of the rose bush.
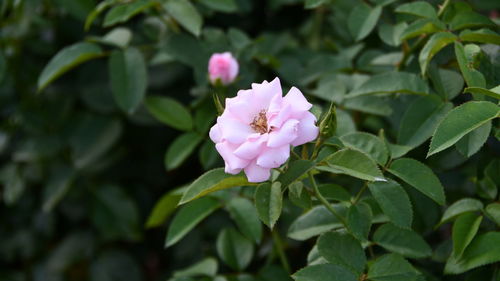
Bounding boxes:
[0,0,499,281]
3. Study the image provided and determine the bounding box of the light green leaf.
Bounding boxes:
[454,42,486,88]
[388,158,446,205]
[347,202,372,241]
[227,197,262,243]
[144,96,193,131]
[165,132,203,171]
[216,228,253,271]
[340,132,388,165]
[485,203,500,226]
[440,198,483,224]
[347,72,429,98]
[322,148,385,182]
[165,197,220,247]
[89,27,132,48]
[428,67,464,100]
[201,0,237,12]
[288,205,347,241]
[103,0,154,27]
[145,186,186,228]
[368,254,422,281]
[400,18,445,41]
[378,22,407,47]
[173,257,218,278]
[109,47,147,114]
[347,3,382,41]
[445,232,500,274]
[459,29,500,45]
[38,42,103,91]
[428,101,499,157]
[419,32,457,76]
[455,121,492,157]
[449,11,497,31]
[180,168,253,204]
[164,0,203,36]
[373,223,432,258]
[292,264,358,281]
[395,1,437,18]
[277,160,315,187]
[452,212,482,258]
[254,182,282,229]
[463,86,500,100]
[317,232,366,275]
[368,180,413,228]
[398,95,453,148]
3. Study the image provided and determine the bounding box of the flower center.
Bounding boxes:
[250,110,268,134]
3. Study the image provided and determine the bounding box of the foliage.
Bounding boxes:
[0,0,499,280]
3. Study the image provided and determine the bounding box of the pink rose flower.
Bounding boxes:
[208,52,239,85]
[209,78,319,182]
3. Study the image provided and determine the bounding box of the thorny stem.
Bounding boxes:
[308,172,348,227]
[272,230,291,274]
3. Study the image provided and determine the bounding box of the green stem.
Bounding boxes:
[272,230,291,274]
[437,0,451,18]
[352,182,368,204]
[309,172,348,227]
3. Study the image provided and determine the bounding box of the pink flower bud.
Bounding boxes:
[209,78,319,182]
[208,52,239,85]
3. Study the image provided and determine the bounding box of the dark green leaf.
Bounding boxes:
[347,72,429,97]
[347,202,373,241]
[454,42,486,88]
[165,132,203,170]
[459,29,500,45]
[455,121,492,157]
[428,67,464,100]
[289,181,312,210]
[368,254,422,281]
[145,96,193,131]
[378,22,407,47]
[400,18,445,41]
[254,182,282,229]
[173,257,218,278]
[288,205,347,241]
[163,0,203,36]
[373,223,432,258]
[419,32,457,76]
[317,232,366,275]
[368,180,413,228]
[90,250,142,281]
[227,197,262,243]
[339,132,388,165]
[216,228,253,271]
[85,0,116,31]
[347,3,382,41]
[145,186,186,228]
[449,11,496,31]
[38,42,103,91]
[109,47,147,114]
[103,0,154,27]
[165,197,220,247]
[322,148,385,182]
[485,203,500,226]
[201,0,237,12]
[463,86,500,100]
[292,264,357,281]
[42,165,75,212]
[388,158,446,205]
[452,212,482,258]
[440,198,483,224]
[277,160,315,187]
[395,1,437,18]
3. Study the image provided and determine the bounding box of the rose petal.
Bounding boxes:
[244,161,271,182]
[252,77,282,109]
[268,103,292,128]
[291,112,319,146]
[226,89,261,123]
[283,87,312,115]
[209,123,222,143]
[267,119,299,148]
[234,134,268,160]
[218,114,253,144]
[256,145,290,168]
[216,141,249,174]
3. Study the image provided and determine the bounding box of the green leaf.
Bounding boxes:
[277,160,315,187]
[163,0,203,36]
[173,257,218,278]
[400,18,445,41]
[89,27,133,48]
[103,0,154,27]
[455,121,492,157]
[201,0,237,12]
[459,29,500,45]
[452,212,482,258]
[180,168,253,204]
[428,67,464,100]
[463,86,500,100]
[0,51,6,84]
[378,22,407,47]
[339,132,388,165]
[226,197,262,243]
[322,148,385,182]
[317,232,366,275]
[485,203,500,226]
[289,181,312,210]
[428,101,499,156]
[165,132,203,170]
[254,182,282,229]
[304,0,328,9]
[165,197,220,247]
[288,205,347,241]
[449,11,497,31]
[388,158,446,205]
[38,42,102,91]
[347,3,382,41]
[292,264,358,281]
[144,96,193,131]
[419,32,457,76]
[440,198,483,224]
[318,183,352,202]
[216,228,253,271]
[368,254,422,281]
[91,250,142,281]
[145,186,185,228]
[42,165,75,212]
[84,0,117,31]
[373,223,432,258]
[109,47,147,114]
[347,72,429,98]
[347,202,372,241]
[395,1,437,18]
[398,95,453,148]
[454,42,486,88]
[368,180,413,228]
[0,164,25,205]
[445,232,500,274]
